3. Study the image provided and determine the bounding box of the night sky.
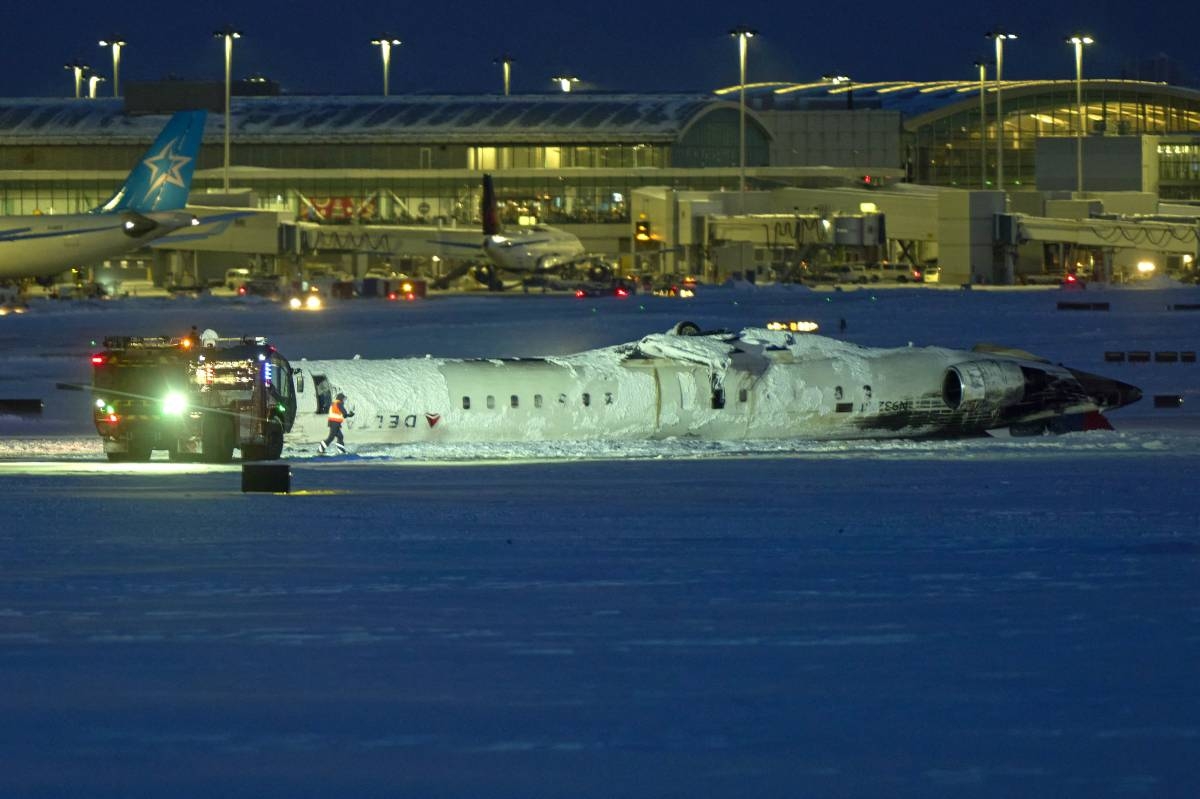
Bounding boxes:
[4,0,1198,98]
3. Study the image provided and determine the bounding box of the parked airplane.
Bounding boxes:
[431,173,612,290]
[0,110,207,283]
[288,323,1141,447]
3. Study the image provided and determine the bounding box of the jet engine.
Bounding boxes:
[120,211,159,238]
[942,360,1026,411]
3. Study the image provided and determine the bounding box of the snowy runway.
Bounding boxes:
[1,286,1198,796]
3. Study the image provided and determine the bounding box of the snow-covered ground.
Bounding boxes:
[1,284,1198,797]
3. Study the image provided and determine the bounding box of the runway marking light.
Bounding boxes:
[289,296,302,309]
[91,353,106,366]
[305,294,322,310]
[162,391,187,416]
[766,320,820,333]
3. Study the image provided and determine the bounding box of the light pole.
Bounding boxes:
[729,25,756,212]
[985,29,1017,190]
[551,75,579,93]
[973,60,988,188]
[371,35,401,96]
[87,73,106,99]
[98,36,125,96]
[823,73,853,109]
[64,59,89,99]
[1067,34,1094,195]
[494,54,514,96]
[213,25,242,192]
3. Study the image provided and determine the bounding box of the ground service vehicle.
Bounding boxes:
[91,333,296,462]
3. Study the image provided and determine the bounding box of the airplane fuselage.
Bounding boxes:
[0,210,196,281]
[483,225,587,273]
[288,329,1139,446]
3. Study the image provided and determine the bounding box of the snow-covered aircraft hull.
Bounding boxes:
[289,324,1142,446]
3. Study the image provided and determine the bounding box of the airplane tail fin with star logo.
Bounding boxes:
[92,110,207,214]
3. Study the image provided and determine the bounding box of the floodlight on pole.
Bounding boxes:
[985,29,1017,191]
[64,59,90,99]
[729,25,757,212]
[87,73,106,99]
[213,24,242,192]
[494,54,514,96]
[371,35,402,96]
[98,36,125,96]
[1067,34,1094,195]
[973,60,988,188]
[552,75,579,93]
[823,73,853,110]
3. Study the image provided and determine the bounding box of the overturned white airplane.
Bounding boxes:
[289,323,1142,447]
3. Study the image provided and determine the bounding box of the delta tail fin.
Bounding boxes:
[481,173,501,236]
[93,110,207,214]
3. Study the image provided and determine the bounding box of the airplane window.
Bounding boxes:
[835,386,843,400]
[582,392,591,407]
[557,393,567,404]
[534,394,543,408]
[462,396,471,410]
[313,374,332,414]
[739,388,748,403]
[510,395,519,408]
[486,395,495,410]
[863,385,872,400]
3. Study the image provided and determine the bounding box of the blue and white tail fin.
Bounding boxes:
[93,110,207,214]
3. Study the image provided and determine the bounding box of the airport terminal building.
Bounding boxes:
[3,78,1200,285]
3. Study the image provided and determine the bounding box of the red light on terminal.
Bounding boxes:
[90,354,106,366]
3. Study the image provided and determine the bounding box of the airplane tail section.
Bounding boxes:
[481,173,501,236]
[93,110,207,214]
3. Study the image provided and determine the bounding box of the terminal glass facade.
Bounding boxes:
[909,82,1200,189]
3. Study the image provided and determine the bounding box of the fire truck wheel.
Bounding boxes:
[202,416,235,463]
[127,438,153,462]
[264,419,285,460]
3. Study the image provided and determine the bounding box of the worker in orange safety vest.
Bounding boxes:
[318,392,354,454]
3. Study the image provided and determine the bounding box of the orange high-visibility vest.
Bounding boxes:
[328,399,345,423]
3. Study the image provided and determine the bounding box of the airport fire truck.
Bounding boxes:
[90,332,296,462]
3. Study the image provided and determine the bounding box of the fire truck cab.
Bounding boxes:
[90,331,296,462]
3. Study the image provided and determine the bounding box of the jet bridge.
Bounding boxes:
[998,213,1200,282]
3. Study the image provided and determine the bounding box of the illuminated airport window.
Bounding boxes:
[510,394,519,408]
[739,388,748,403]
[462,396,470,410]
[534,394,543,408]
[582,393,591,407]
[486,395,495,410]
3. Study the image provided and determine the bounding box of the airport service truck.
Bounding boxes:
[90,332,297,462]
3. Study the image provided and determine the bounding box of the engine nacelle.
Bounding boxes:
[942,360,1026,411]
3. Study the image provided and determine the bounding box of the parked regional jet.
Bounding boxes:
[0,110,207,283]
[432,173,611,290]
[288,323,1141,447]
